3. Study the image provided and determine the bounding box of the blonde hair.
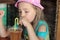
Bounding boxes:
[32,6,45,29]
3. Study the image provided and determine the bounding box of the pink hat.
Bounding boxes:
[15,0,44,10]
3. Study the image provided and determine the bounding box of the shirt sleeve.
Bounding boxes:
[36,20,49,39]
[37,32,48,39]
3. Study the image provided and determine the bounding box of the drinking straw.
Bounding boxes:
[14,18,19,31]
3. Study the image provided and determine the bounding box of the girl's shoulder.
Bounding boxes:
[35,20,49,32]
[37,20,48,27]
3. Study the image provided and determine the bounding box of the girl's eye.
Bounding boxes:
[25,11,29,13]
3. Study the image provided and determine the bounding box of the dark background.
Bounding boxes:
[7,0,57,40]
[41,0,56,40]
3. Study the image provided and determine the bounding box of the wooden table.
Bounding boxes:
[0,37,25,40]
[0,37,10,40]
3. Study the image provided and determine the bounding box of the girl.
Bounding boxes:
[15,0,50,40]
[0,0,50,40]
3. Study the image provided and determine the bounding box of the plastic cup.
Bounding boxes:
[9,27,23,40]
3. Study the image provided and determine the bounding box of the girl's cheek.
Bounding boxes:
[26,16,32,22]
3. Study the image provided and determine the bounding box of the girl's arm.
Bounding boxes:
[26,24,45,40]
[0,10,9,37]
[20,18,46,40]
[0,19,9,37]
[26,24,39,40]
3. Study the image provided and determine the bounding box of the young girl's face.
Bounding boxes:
[18,2,36,22]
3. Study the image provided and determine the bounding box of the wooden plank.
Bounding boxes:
[0,0,15,4]
[56,0,60,40]
[0,37,10,40]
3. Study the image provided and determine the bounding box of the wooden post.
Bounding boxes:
[0,0,15,4]
[56,0,60,40]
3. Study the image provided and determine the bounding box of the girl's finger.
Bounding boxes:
[0,10,4,15]
[19,20,23,25]
[0,10,4,14]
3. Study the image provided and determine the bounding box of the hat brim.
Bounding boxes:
[15,1,44,10]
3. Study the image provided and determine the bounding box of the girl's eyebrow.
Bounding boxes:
[19,8,28,11]
[23,8,28,10]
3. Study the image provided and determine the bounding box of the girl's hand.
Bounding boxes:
[19,17,31,27]
[0,10,4,18]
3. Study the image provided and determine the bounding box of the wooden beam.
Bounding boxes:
[0,0,15,4]
[56,0,60,40]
